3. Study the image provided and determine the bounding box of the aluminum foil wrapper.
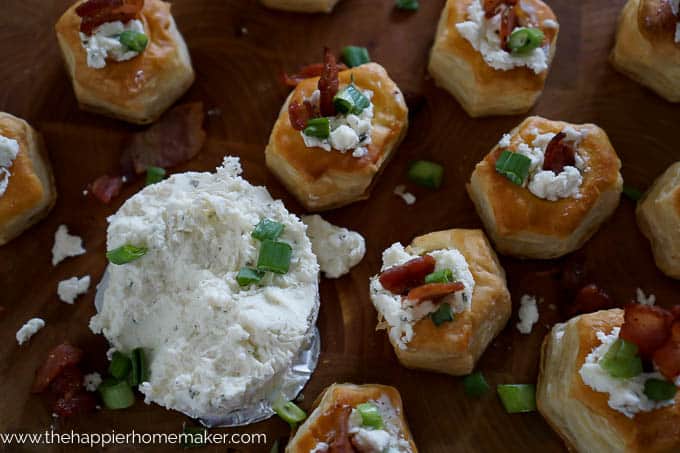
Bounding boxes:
[95,267,321,428]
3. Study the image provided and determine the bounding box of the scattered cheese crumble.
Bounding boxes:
[302,215,366,279]
[516,294,539,334]
[393,185,416,205]
[57,275,91,304]
[635,288,656,306]
[16,318,45,345]
[83,372,103,392]
[52,225,86,266]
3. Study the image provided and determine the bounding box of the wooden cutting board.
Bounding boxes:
[1,0,678,451]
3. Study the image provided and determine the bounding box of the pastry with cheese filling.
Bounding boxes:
[265,49,408,212]
[286,384,417,453]
[55,0,195,124]
[260,0,340,13]
[0,112,56,247]
[637,162,680,279]
[468,116,623,259]
[611,0,680,102]
[369,229,510,376]
[538,306,680,453]
[428,0,559,117]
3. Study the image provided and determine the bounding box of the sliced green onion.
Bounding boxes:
[464,371,490,397]
[181,424,207,449]
[99,379,135,410]
[119,30,149,52]
[257,240,292,274]
[252,218,285,241]
[425,269,453,284]
[145,166,166,186]
[237,267,265,286]
[497,384,537,413]
[129,348,149,386]
[623,185,643,202]
[106,245,148,265]
[342,46,371,68]
[273,400,307,427]
[495,151,531,185]
[333,84,370,115]
[356,402,383,429]
[507,28,544,54]
[108,351,132,380]
[431,304,454,327]
[270,440,280,453]
[395,0,419,11]
[643,378,677,401]
[599,338,643,379]
[303,117,331,139]
[408,160,444,189]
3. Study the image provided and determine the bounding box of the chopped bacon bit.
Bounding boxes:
[620,303,674,358]
[282,63,348,87]
[76,0,144,35]
[122,102,206,175]
[53,392,97,418]
[483,0,518,18]
[653,322,680,381]
[50,366,84,399]
[331,405,357,453]
[499,5,519,51]
[318,47,339,117]
[567,284,615,317]
[407,282,465,303]
[542,132,576,173]
[288,101,310,131]
[379,255,436,295]
[640,0,678,36]
[90,175,123,204]
[32,344,84,394]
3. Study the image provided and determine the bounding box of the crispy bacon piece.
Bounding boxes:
[407,282,465,303]
[76,0,144,35]
[49,366,84,398]
[122,102,206,174]
[331,406,357,453]
[90,175,123,204]
[288,101,310,131]
[379,255,436,295]
[542,132,576,173]
[318,47,339,117]
[32,343,84,394]
[620,303,674,358]
[639,0,678,39]
[282,63,348,87]
[653,322,680,381]
[567,284,615,317]
[53,392,98,418]
[499,5,519,51]
[483,0,517,17]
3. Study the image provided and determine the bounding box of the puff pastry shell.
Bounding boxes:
[467,116,623,259]
[538,309,680,453]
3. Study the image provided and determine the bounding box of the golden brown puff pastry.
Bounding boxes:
[265,63,408,212]
[611,0,680,102]
[55,0,195,125]
[428,0,559,117]
[372,229,511,376]
[0,113,56,246]
[260,0,340,13]
[467,116,623,260]
[286,384,418,453]
[538,309,680,453]
[637,162,680,279]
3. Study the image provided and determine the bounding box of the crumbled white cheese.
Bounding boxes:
[635,288,656,306]
[310,443,329,453]
[57,275,91,304]
[543,19,559,29]
[347,395,413,453]
[83,372,102,392]
[16,318,45,345]
[455,0,550,74]
[393,185,416,205]
[370,243,475,349]
[52,225,86,266]
[516,295,539,334]
[80,20,145,69]
[0,134,19,197]
[579,327,675,418]
[301,89,373,156]
[302,215,366,279]
[90,157,320,420]
[501,126,587,201]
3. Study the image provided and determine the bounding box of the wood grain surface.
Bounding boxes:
[1,0,679,452]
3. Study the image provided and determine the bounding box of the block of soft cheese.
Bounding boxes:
[90,157,320,422]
